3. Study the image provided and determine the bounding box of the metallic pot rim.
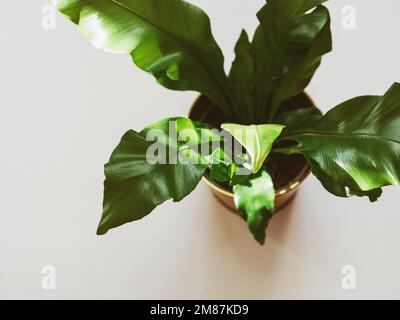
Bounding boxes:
[189,93,314,199]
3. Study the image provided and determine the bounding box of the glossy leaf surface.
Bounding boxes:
[275,107,323,128]
[251,0,331,121]
[98,117,220,235]
[54,0,234,118]
[233,171,275,245]
[229,30,255,123]
[279,83,400,200]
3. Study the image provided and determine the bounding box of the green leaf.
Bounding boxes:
[275,107,323,128]
[208,147,252,186]
[221,123,285,174]
[279,83,400,200]
[229,30,255,123]
[233,171,276,245]
[98,117,220,235]
[208,147,234,183]
[54,0,234,119]
[251,0,331,121]
[305,157,383,202]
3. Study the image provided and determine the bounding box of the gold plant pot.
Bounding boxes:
[188,93,313,213]
[202,165,310,212]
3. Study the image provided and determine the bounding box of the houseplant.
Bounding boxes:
[54,0,400,245]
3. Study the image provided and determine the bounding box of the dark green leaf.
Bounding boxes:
[229,30,255,123]
[208,147,252,185]
[275,107,323,128]
[305,157,383,201]
[98,117,220,235]
[208,148,234,183]
[251,0,331,121]
[233,171,276,245]
[279,83,400,200]
[54,0,235,118]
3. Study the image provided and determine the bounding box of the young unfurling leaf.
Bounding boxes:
[221,123,285,174]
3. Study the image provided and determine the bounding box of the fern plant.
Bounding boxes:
[55,0,400,244]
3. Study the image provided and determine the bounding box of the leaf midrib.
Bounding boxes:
[107,0,232,111]
[282,130,400,145]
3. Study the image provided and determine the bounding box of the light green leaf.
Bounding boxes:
[98,117,220,235]
[221,123,285,174]
[233,171,276,245]
[251,0,331,121]
[54,0,235,119]
[279,83,400,200]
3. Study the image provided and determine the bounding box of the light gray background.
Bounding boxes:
[1,0,400,299]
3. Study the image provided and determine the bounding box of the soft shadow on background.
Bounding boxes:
[162,182,333,300]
